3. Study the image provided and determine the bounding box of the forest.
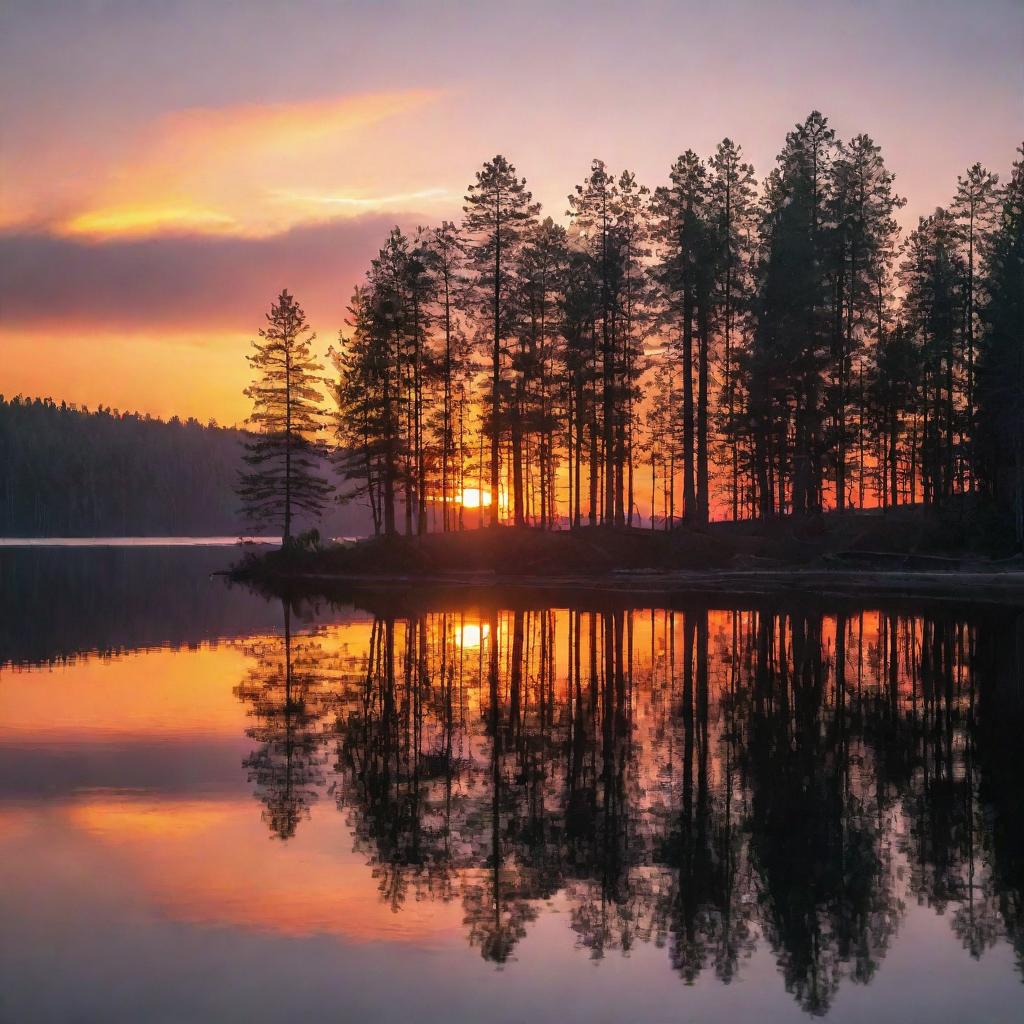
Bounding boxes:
[284,112,1021,544]
[0,396,369,537]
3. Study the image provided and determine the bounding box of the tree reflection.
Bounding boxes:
[234,598,1024,1006]
[974,613,1024,975]
[745,611,901,1014]
[234,599,330,839]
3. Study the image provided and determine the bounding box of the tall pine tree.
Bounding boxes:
[708,138,758,521]
[977,146,1024,543]
[463,156,539,526]
[952,162,1001,453]
[238,290,333,542]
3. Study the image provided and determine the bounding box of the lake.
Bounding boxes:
[1,545,1022,1023]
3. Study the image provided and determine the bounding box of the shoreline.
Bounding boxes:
[229,511,1024,607]
[232,565,1024,609]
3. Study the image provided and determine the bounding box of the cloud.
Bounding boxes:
[64,206,240,238]
[5,90,448,240]
[0,206,450,423]
[0,215,406,332]
[269,186,452,218]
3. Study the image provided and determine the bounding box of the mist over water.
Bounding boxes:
[1,547,1022,1023]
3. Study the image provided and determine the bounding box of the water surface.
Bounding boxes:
[1,547,1022,1023]
[0,536,281,547]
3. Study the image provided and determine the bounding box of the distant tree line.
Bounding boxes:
[0,395,367,537]
[0,396,243,535]
[246,113,1021,543]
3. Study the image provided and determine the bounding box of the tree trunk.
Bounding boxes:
[681,296,696,521]
[696,305,710,524]
[490,204,502,528]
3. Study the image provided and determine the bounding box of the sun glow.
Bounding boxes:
[457,487,492,509]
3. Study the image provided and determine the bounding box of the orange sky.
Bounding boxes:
[1,0,1021,425]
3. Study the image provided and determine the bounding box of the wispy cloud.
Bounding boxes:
[39,90,447,240]
[269,185,451,214]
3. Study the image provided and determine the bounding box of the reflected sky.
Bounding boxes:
[1,551,1022,1022]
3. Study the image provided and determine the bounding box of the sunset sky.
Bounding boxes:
[1,0,1021,426]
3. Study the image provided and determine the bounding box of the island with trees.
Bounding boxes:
[58,111,1018,590]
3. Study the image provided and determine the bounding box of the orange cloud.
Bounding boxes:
[54,89,447,240]
[64,206,238,238]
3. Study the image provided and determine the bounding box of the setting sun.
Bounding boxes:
[457,487,492,509]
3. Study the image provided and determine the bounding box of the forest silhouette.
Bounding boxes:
[237,114,1024,550]
[0,396,370,537]
[6,115,1020,552]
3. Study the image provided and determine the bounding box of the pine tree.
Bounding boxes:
[827,133,902,509]
[708,139,758,521]
[367,228,424,534]
[898,209,968,504]
[516,217,568,526]
[560,249,600,527]
[651,151,713,522]
[426,221,466,529]
[614,170,652,525]
[951,163,1001,453]
[406,228,436,535]
[463,156,539,526]
[977,145,1024,543]
[333,285,398,536]
[569,160,623,523]
[238,290,333,542]
[749,114,837,517]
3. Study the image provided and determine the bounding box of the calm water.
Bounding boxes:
[0,536,280,547]
[1,548,1022,1023]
